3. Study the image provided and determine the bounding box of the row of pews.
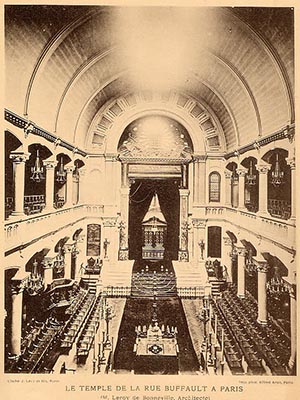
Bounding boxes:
[213,286,290,375]
[60,292,95,350]
[76,295,103,358]
[7,318,62,373]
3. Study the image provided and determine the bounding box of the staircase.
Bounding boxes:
[209,277,227,297]
[80,276,99,294]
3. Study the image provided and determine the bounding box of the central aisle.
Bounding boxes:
[113,297,200,374]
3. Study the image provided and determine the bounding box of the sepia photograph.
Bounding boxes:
[1,1,299,398]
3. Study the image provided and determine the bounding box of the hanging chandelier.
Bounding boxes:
[26,259,44,296]
[266,265,289,295]
[30,149,45,183]
[73,162,80,181]
[245,252,256,276]
[231,166,239,184]
[56,157,66,183]
[246,159,257,186]
[54,245,65,274]
[271,153,284,187]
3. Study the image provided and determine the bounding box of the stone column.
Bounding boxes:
[237,167,248,210]
[118,163,130,260]
[237,247,247,298]
[9,151,30,216]
[287,157,296,220]
[181,163,188,189]
[65,166,74,207]
[193,155,206,205]
[288,284,297,372]
[255,260,269,325]
[78,168,86,204]
[222,237,232,282]
[76,234,87,276]
[43,260,54,287]
[64,243,73,279]
[43,159,57,212]
[178,188,190,261]
[256,162,271,215]
[224,171,232,207]
[10,280,25,356]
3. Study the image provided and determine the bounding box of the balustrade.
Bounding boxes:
[24,195,45,215]
[5,197,14,219]
[268,199,291,220]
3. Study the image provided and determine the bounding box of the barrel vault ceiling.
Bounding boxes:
[5,5,294,153]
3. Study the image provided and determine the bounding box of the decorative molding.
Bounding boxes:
[192,218,207,229]
[223,237,232,246]
[178,250,189,262]
[236,247,247,257]
[286,157,296,170]
[236,167,248,177]
[253,259,269,273]
[224,170,232,179]
[5,109,87,157]
[103,218,118,227]
[256,162,272,174]
[224,124,295,159]
[43,159,57,169]
[9,151,30,163]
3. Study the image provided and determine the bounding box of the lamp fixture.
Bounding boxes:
[30,149,45,183]
[54,245,65,274]
[266,264,289,295]
[271,153,284,187]
[246,159,257,186]
[25,259,44,296]
[56,157,66,183]
[231,166,239,184]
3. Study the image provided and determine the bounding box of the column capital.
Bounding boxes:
[223,237,232,246]
[43,159,57,169]
[65,165,75,174]
[236,166,248,177]
[179,188,190,196]
[193,154,207,163]
[224,170,232,179]
[236,246,247,257]
[105,153,119,162]
[192,218,207,228]
[9,151,30,163]
[78,168,86,177]
[253,259,269,273]
[11,279,26,295]
[64,243,75,253]
[286,157,296,170]
[256,161,272,174]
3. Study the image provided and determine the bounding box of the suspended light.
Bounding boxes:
[246,159,257,186]
[30,149,45,183]
[231,166,239,184]
[54,245,65,274]
[271,153,284,187]
[56,157,66,183]
[25,259,44,296]
[73,162,80,181]
[266,264,289,295]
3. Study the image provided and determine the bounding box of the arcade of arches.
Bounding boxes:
[3,5,296,375]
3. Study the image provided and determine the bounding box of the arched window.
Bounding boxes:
[209,172,221,202]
